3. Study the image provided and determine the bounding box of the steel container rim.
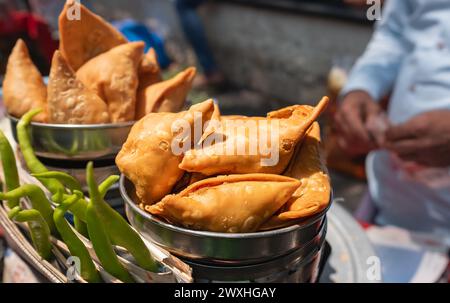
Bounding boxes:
[7,114,135,130]
[8,114,135,160]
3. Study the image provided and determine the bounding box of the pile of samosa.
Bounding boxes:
[3,0,196,124]
[2,1,332,233]
[116,96,332,233]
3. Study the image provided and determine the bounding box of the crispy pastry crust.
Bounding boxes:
[146,174,301,232]
[135,67,196,119]
[76,42,145,122]
[179,96,329,176]
[260,122,331,230]
[3,39,48,122]
[58,0,127,71]
[116,100,216,204]
[47,51,110,124]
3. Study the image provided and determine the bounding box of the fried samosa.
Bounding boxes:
[59,0,127,70]
[179,96,329,176]
[135,48,162,118]
[47,51,110,124]
[135,67,196,119]
[116,99,216,204]
[146,174,301,233]
[3,39,48,122]
[171,172,208,194]
[260,122,331,230]
[76,42,145,122]
[138,48,161,89]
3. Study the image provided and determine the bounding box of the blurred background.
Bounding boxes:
[0,0,449,283]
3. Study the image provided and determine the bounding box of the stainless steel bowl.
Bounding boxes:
[186,221,327,282]
[121,175,331,265]
[8,115,134,160]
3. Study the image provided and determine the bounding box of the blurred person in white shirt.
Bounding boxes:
[336,0,450,244]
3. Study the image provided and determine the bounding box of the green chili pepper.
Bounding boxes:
[0,184,57,236]
[8,206,52,260]
[52,187,88,237]
[86,196,134,282]
[67,198,88,222]
[48,183,87,237]
[86,162,158,272]
[74,216,89,238]
[52,189,87,221]
[17,109,64,195]
[51,193,88,223]
[53,192,102,283]
[0,130,20,208]
[98,175,120,199]
[78,175,119,239]
[50,174,120,223]
[51,189,64,204]
[32,171,82,193]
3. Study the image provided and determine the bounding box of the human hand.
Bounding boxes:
[384,110,450,167]
[335,90,383,156]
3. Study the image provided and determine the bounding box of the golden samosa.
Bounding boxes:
[116,99,216,205]
[171,172,208,194]
[261,122,331,230]
[3,39,47,122]
[138,48,161,89]
[135,48,162,118]
[135,67,196,119]
[179,96,329,176]
[76,42,145,122]
[146,174,301,233]
[58,0,127,70]
[47,51,110,124]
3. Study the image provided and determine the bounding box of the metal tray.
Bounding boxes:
[320,203,380,283]
[121,175,331,265]
[8,115,134,160]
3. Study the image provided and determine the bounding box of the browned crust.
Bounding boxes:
[178,173,301,196]
[58,0,127,70]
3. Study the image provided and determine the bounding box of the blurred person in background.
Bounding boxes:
[336,0,450,243]
[0,0,57,76]
[175,0,225,88]
[343,0,384,7]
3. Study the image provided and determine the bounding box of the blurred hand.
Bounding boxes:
[335,90,382,156]
[384,110,450,167]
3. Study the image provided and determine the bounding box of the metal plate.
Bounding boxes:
[121,175,332,265]
[320,202,381,283]
[8,115,134,160]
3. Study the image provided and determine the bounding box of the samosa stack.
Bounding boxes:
[117,97,331,233]
[2,0,197,124]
